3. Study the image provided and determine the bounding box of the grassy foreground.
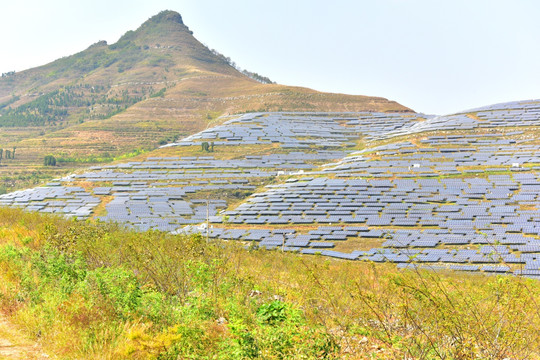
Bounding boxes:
[0,207,539,359]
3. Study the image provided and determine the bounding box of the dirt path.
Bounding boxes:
[0,315,49,359]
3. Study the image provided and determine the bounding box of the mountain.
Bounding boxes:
[0,10,409,126]
[0,11,239,126]
[0,10,411,191]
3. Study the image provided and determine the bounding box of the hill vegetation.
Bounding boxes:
[0,207,539,359]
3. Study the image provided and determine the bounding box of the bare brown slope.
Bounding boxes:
[26,74,410,157]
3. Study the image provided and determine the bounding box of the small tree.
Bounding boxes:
[201,142,209,152]
[210,142,214,152]
[0,149,3,164]
[11,147,15,159]
[4,150,10,160]
[44,155,56,166]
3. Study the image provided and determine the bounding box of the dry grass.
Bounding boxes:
[0,207,539,358]
[331,237,386,252]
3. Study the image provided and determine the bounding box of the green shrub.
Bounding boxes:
[43,155,56,166]
[150,87,166,98]
[257,300,290,325]
[83,267,142,319]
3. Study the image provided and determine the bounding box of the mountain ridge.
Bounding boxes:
[0,10,408,110]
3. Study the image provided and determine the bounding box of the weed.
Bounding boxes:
[0,207,538,358]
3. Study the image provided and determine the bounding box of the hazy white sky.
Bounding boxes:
[1,0,539,114]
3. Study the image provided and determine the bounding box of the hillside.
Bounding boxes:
[0,10,409,192]
[1,98,539,277]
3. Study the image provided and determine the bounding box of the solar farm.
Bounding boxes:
[1,100,539,277]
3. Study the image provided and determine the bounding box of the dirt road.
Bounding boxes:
[0,315,49,359]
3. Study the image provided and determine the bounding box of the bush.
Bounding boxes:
[257,300,290,325]
[83,267,142,319]
[150,87,166,98]
[44,155,56,166]
[0,208,539,358]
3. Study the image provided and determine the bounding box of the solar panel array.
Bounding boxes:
[320,135,540,178]
[0,151,343,231]
[375,99,540,140]
[0,185,99,217]
[218,175,540,274]
[1,100,539,277]
[163,112,427,148]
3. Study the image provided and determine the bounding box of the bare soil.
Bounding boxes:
[0,315,49,360]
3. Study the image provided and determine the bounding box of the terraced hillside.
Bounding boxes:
[1,99,539,278]
[0,10,408,191]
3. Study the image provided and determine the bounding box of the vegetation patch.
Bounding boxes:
[0,207,538,358]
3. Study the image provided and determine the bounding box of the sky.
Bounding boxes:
[1,0,540,115]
